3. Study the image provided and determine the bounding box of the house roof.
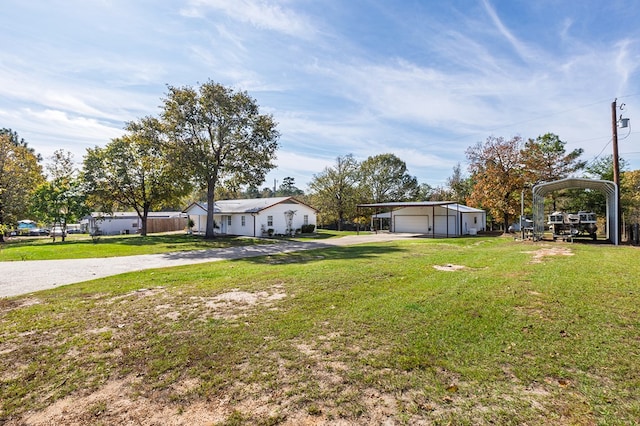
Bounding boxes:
[87,211,186,219]
[184,197,317,215]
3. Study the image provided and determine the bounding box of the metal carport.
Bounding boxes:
[531,178,618,245]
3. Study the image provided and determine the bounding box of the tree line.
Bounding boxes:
[306,133,639,233]
[2,80,640,242]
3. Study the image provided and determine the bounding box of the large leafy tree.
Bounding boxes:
[82,117,190,236]
[308,154,360,230]
[162,81,280,238]
[0,128,42,160]
[417,183,435,200]
[466,135,525,229]
[358,153,419,203]
[276,176,304,197]
[621,169,640,226]
[445,163,473,204]
[30,150,89,240]
[0,129,45,241]
[521,133,585,185]
[584,155,625,182]
[563,155,628,217]
[521,133,586,212]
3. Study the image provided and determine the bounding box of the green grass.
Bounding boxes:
[1,237,639,424]
[0,229,349,261]
[294,228,361,240]
[0,232,277,261]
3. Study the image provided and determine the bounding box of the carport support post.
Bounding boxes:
[432,205,435,238]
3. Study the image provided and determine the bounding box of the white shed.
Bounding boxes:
[358,202,486,237]
[183,197,317,237]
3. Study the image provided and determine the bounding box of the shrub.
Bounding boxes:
[301,224,315,234]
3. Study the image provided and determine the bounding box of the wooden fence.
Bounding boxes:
[146,217,188,234]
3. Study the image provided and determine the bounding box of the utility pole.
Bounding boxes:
[611,99,621,244]
[612,99,621,190]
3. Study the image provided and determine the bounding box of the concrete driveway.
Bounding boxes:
[0,233,418,298]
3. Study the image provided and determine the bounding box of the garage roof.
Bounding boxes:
[358,201,455,209]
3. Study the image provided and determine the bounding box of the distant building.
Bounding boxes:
[359,202,486,237]
[81,212,188,235]
[183,197,317,237]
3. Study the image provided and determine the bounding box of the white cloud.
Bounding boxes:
[182,0,316,38]
[0,107,123,165]
[481,0,541,64]
[3,0,640,188]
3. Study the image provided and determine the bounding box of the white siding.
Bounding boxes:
[254,203,316,236]
[433,215,457,235]
[91,217,138,235]
[460,213,484,234]
[185,200,317,237]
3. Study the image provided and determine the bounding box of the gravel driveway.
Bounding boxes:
[1,233,417,298]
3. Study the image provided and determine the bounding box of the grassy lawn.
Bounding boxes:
[0,229,349,262]
[294,228,361,240]
[0,232,282,261]
[0,237,639,424]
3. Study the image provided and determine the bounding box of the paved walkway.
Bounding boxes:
[1,233,417,298]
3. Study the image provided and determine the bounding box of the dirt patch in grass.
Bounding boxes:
[0,297,41,313]
[18,376,226,426]
[192,286,288,320]
[524,246,574,263]
[433,264,467,271]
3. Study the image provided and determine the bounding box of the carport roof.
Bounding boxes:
[532,177,616,196]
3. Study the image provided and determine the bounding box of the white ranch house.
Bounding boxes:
[183,197,317,237]
[360,201,486,237]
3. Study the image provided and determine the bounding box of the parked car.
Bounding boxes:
[28,228,49,236]
[50,226,67,238]
[508,217,533,233]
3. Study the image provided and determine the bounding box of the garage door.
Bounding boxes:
[394,215,429,233]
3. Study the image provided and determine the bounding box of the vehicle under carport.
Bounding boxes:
[531,177,619,245]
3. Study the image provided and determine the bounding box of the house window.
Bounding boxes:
[132,223,138,228]
[241,216,246,226]
[303,215,309,225]
[267,215,273,226]
[227,216,232,225]
[474,217,477,224]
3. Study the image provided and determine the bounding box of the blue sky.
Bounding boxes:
[2,0,640,191]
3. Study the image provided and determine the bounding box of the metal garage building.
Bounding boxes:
[358,202,486,237]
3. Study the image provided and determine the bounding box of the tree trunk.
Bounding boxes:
[141,206,149,236]
[503,212,510,233]
[0,209,4,243]
[205,179,217,239]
